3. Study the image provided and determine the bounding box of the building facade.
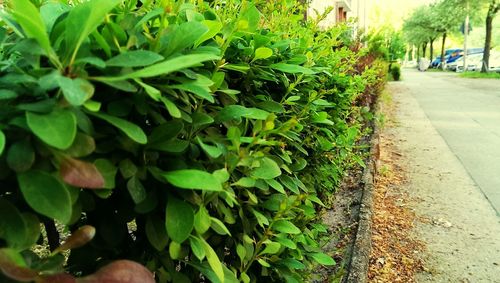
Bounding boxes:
[308,0,368,32]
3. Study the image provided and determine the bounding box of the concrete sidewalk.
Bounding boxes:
[386,77,500,282]
[402,69,500,215]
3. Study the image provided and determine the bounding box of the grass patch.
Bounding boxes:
[460,71,500,79]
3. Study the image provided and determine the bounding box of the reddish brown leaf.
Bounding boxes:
[38,273,76,283]
[77,260,155,283]
[55,225,96,253]
[60,157,105,189]
[0,249,38,282]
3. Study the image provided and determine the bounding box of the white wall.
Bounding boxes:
[308,0,367,32]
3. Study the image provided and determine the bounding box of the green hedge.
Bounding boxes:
[0,1,386,282]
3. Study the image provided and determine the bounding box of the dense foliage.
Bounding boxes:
[390,64,402,81]
[0,0,386,282]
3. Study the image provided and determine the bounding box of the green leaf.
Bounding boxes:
[256,101,284,113]
[95,53,220,81]
[257,258,270,267]
[0,199,29,249]
[0,130,5,156]
[275,236,297,249]
[233,177,255,188]
[270,63,314,74]
[252,209,269,227]
[134,7,163,30]
[127,176,147,204]
[94,159,117,189]
[135,80,160,101]
[188,262,238,283]
[83,100,101,112]
[0,248,38,282]
[310,253,335,265]
[216,105,269,122]
[26,109,77,150]
[253,47,273,61]
[161,21,208,57]
[194,206,211,234]
[166,198,194,243]
[149,139,189,153]
[57,77,95,106]
[192,112,214,130]
[65,0,121,61]
[194,20,223,47]
[163,169,223,191]
[60,157,105,189]
[266,179,285,193]
[91,31,111,57]
[148,120,183,144]
[239,4,260,32]
[189,236,206,261]
[221,63,250,73]
[89,112,147,144]
[171,75,215,102]
[20,213,40,251]
[6,139,35,173]
[74,56,106,68]
[173,82,213,101]
[212,168,230,183]
[169,241,182,260]
[146,215,168,251]
[197,137,222,158]
[210,217,231,236]
[18,170,72,224]
[106,50,164,67]
[119,159,137,179]
[259,241,281,255]
[250,157,281,180]
[0,90,18,100]
[64,133,95,157]
[160,97,182,118]
[290,158,307,171]
[200,238,224,283]
[236,244,246,264]
[272,220,301,234]
[11,0,56,59]
[279,258,305,270]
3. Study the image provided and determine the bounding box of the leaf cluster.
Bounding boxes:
[0,0,387,282]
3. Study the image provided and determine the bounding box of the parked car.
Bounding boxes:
[449,51,500,72]
[446,48,485,71]
[431,48,461,68]
[455,53,484,72]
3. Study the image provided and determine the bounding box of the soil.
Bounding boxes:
[313,164,364,282]
[369,82,500,282]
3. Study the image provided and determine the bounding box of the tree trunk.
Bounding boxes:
[481,2,499,73]
[422,42,427,59]
[417,46,420,63]
[440,32,447,70]
[430,38,435,61]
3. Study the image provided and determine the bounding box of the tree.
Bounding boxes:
[402,5,437,61]
[481,0,500,72]
[431,0,468,69]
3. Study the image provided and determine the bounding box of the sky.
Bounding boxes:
[367,0,437,29]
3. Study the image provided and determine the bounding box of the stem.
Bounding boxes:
[43,219,60,252]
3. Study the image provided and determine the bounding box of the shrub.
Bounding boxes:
[390,64,402,81]
[0,1,386,282]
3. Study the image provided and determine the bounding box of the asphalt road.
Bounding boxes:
[401,68,500,215]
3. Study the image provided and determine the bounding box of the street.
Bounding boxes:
[403,69,500,215]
